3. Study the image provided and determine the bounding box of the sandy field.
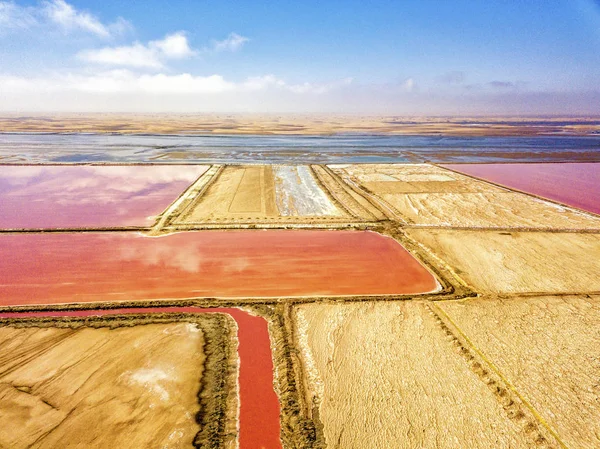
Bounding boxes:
[407,229,600,294]
[0,114,599,136]
[385,191,600,228]
[330,163,600,228]
[293,301,553,448]
[438,295,600,449]
[0,315,236,449]
[174,164,374,225]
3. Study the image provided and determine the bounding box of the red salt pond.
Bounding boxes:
[0,165,207,229]
[0,230,438,304]
[0,306,281,449]
[443,162,600,215]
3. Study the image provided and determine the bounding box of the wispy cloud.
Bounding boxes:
[1,70,599,114]
[78,32,196,69]
[0,1,37,31]
[210,32,249,52]
[43,0,109,37]
[287,77,353,94]
[0,0,130,37]
[401,77,415,92]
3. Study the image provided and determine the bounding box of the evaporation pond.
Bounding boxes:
[443,163,600,215]
[0,165,208,229]
[0,230,438,305]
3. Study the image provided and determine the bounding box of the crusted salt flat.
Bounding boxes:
[273,165,341,216]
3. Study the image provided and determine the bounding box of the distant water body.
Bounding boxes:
[0,133,599,164]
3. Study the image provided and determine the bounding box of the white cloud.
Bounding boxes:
[151,32,195,58]
[287,77,353,94]
[0,0,130,37]
[65,71,250,94]
[0,70,351,96]
[43,0,109,37]
[79,43,163,69]
[401,77,415,92]
[211,32,249,52]
[1,70,599,114]
[0,1,37,30]
[242,74,286,91]
[78,32,196,69]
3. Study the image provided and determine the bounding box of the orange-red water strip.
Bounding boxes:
[0,306,282,449]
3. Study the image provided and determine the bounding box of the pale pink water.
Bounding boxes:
[443,163,600,215]
[0,165,207,229]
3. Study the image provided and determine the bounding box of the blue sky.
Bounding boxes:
[1,0,599,113]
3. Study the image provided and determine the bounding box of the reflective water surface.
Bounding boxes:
[0,230,438,304]
[0,165,207,229]
[1,133,599,163]
[444,162,600,215]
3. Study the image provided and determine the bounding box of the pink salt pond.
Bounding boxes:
[0,165,207,229]
[443,162,600,215]
[0,230,438,305]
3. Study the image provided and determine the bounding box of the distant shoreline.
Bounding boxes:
[1,115,599,137]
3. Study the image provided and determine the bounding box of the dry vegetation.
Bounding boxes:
[281,163,600,448]
[0,114,599,136]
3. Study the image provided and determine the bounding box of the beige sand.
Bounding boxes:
[294,301,544,449]
[330,164,600,228]
[181,165,277,221]
[407,229,600,294]
[1,114,598,136]
[439,295,600,449]
[177,165,356,225]
[310,165,385,220]
[383,191,600,228]
[0,320,230,448]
